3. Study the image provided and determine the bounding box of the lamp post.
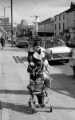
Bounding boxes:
[31,15,40,36]
[11,0,13,47]
[34,16,39,36]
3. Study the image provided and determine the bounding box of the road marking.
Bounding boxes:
[2,108,10,120]
[13,56,27,64]
[13,56,19,63]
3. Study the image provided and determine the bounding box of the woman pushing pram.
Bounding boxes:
[27,45,52,110]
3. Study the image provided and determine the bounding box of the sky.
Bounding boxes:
[0,0,75,24]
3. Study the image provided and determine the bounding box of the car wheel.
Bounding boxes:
[48,60,56,65]
[63,59,69,63]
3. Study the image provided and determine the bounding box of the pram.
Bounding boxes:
[27,64,53,112]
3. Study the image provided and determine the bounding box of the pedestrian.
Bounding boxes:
[32,47,51,106]
[0,35,5,49]
[71,48,75,78]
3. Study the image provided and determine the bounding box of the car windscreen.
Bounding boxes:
[51,39,65,47]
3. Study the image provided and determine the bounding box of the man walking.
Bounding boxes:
[0,34,5,49]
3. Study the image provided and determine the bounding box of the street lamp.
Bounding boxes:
[31,15,40,36]
[34,16,40,36]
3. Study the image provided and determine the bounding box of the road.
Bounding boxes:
[0,45,75,120]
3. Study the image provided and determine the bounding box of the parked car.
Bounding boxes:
[46,39,72,64]
[15,36,28,48]
[7,36,16,46]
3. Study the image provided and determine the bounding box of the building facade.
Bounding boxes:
[54,2,75,42]
[37,18,54,48]
[38,18,54,36]
[37,2,75,44]
[0,17,11,33]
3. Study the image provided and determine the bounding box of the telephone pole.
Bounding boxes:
[11,0,13,47]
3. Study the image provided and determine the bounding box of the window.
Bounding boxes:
[55,16,56,21]
[63,15,64,20]
[59,23,61,30]
[55,24,56,31]
[63,23,64,30]
[59,15,61,21]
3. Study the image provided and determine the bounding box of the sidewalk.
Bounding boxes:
[0,45,30,120]
[0,45,75,120]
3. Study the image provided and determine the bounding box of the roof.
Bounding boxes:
[38,18,54,25]
[54,2,75,17]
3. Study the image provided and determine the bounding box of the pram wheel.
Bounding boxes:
[28,96,36,108]
[28,101,35,114]
[28,101,35,108]
[28,101,32,108]
[49,104,52,112]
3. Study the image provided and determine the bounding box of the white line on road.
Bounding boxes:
[2,108,10,120]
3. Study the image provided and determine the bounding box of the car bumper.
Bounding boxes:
[48,57,72,63]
